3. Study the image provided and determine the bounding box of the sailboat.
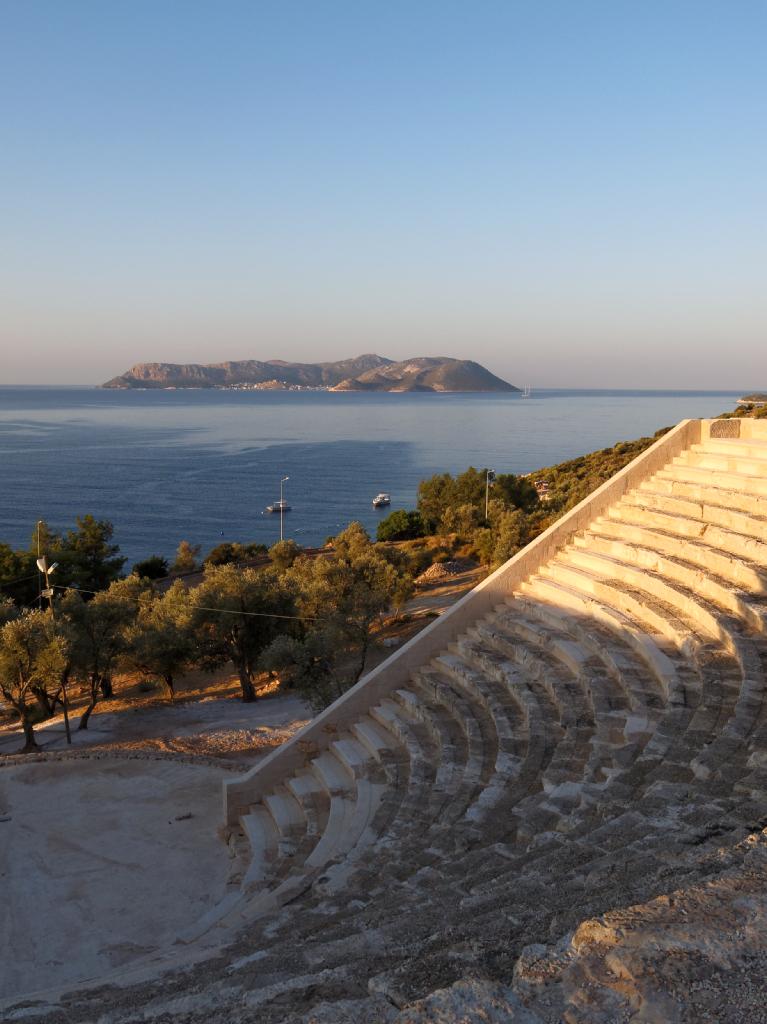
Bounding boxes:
[521,385,532,399]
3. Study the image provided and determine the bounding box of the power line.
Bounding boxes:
[0,571,40,591]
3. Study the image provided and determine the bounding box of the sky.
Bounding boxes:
[1,1,765,388]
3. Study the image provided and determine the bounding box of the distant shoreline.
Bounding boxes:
[0,385,750,394]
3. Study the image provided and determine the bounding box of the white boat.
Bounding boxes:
[521,385,532,399]
[372,493,391,508]
[266,498,291,513]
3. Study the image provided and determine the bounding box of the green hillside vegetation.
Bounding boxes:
[399,426,670,567]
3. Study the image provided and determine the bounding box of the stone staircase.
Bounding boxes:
[11,417,767,1023]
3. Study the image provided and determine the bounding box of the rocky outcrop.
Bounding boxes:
[330,357,518,392]
[103,354,392,389]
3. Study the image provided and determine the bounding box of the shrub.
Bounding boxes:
[269,539,302,571]
[376,509,426,542]
[132,555,169,580]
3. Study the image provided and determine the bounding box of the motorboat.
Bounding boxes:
[372,493,391,508]
[266,499,291,513]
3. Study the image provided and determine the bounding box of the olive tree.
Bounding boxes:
[261,523,413,711]
[190,564,296,702]
[0,607,68,752]
[125,581,194,699]
[170,540,201,575]
[60,576,146,728]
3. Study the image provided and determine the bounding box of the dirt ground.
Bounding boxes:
[0,756,232,1000]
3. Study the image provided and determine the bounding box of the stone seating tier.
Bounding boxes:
[221,427,762,887]
[17,417,767,1023]
[162,418,762,1009]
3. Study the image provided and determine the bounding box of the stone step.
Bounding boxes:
[505,595,666,714]
[286,770,330,841]
[682,446,767,477]
[440,639,605,826]
[286,770,323,803]
[613,497,767,554]
[579,546,767,688]
[351,715,400,759]
[303,790,356,870]
[264,787,306,837]
[518,575,678,698]
[408,672,476,758]
[240,806,280,891]
[466,622,614,782]
[438,649,522,763]
[562,541,765,642]
[372,696,441,786]
[646,473,767,515]
[482,610,630,718]
[310,750,356,795]
[527,554,763,791]
[331,735,373,779]
[396,676,475,826]
[473,616,637,780]
[407,670,549,845]
[494,601,722,806]
[700,436,767,459]
[536,558,702,657]
[403,678,485,775]
[311,774,389,892]
[589,516,767,592]
[661,461,767,498]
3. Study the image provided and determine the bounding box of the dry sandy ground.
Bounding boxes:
[0,691,311,1003]
[0,693,311,762]
[0,757,231,1001]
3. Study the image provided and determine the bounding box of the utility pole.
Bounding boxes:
[37,520,43,610]
[485,469,496,520]
[36,554,71,745]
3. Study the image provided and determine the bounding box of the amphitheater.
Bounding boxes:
[8,416,767,1023]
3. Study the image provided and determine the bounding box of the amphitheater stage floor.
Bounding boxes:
[0,757,231,1001]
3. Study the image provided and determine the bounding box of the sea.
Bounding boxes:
[0,387,744,566]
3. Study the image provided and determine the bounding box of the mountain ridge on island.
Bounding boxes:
[103,354,519,393]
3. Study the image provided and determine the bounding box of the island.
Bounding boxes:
[102,355,519,393]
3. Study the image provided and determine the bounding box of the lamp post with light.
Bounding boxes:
[280,475,289,542]
[36,554,72,745]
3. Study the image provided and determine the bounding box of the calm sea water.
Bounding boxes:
[0,387,742,565]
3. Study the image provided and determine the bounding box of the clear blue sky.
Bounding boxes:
[1,1,765,387]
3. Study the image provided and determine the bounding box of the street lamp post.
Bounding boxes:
[36,555,71,746]
[36,520,43,610]
[280,475,289,542]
